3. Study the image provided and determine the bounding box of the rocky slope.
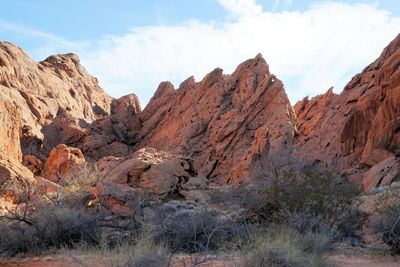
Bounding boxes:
[0,34,399,207]
[0,41,111,196]
[293,33,400,191]
[136,54,296,184]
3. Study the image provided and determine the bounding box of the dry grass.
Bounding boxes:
[237,227,331,267]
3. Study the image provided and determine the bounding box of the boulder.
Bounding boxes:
[88,182,143,217]
[98,148,205,196]
[0,156,35,202]
[22,155,43,176]
[362,157,400,191]
[43,144,85,183]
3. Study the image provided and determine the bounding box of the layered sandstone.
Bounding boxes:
[0,33,399,202]
[294,34,400,190]
[136,54,297,184]
[0,41,111,161]
[0,41,111,197]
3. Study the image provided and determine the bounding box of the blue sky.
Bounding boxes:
[1,0,399,106]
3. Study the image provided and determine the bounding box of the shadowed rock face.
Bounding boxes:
[0,34,399,200]
[293,34,400,190]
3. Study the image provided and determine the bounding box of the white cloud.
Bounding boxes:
[3,2,397,107]
[79,1,400,106]
[217,0,263,17]
[0,19,88,59]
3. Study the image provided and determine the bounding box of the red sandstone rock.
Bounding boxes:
[43,144,85,183]
[98,148,202,196]
[293,34,400,190]
[22,155,43,176]
[0,41,112,192]
[1,34,400,196]
[137,54,296,184]
[88,182,143,217]
[362,157,400,191]
[34,176,61,194]
[0,156,35,202]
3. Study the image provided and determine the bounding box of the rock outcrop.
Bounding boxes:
[98,148,206,196]
[0,33,399,201]
[43,144,85,184]
[0,41,111,160]
[0,41,111,195]
[136,54,297,184]
[293,34,400,190]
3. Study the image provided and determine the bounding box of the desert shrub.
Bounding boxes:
[0,199,108,256]
[244,171,363,239]
[335,207,367,243]
[33,204,100,249]
[0,219,37,256]
[371,203,400,254]
[149,200,258,253]
[295,231,333,255]
[0,205,101,256]
[285,212,332,235]
[238,227,330,267]
[125,237,171,267]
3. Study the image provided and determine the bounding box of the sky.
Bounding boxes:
[0,0,399,107]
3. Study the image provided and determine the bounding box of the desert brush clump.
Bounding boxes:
[0,200,103,256]
[124,237,171,267]
[238,227,331,267]
[147,200,258,254]
[244,171,365,240]
[371,203,400,254]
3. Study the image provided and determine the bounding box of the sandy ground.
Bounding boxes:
[2,254,400,267]
[328,254,400,267]
[1,255,236,267]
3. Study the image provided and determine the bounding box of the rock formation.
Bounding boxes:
[0,33,399,209]
[0,41,111,198]
[43,144,86,184]
[136,55,297,184]
[293,33,400,191]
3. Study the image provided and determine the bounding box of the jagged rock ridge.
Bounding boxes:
[0,34,399,208]
[293,34,400,190]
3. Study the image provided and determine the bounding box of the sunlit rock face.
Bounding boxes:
[0,34,399,200]
[136,54,296,184]
[0,41,111,198]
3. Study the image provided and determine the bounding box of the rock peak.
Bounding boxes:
[42,53,81,65]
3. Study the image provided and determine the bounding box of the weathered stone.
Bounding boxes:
[43,144,85,183]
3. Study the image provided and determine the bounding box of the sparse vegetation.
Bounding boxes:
[0,169,370,265]
[0,201,104,256]
[124,237,171,267]
[238,227,331,267]
[371,203,400,254]
[210,170,365,242]
[149,200,258,253]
